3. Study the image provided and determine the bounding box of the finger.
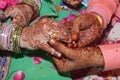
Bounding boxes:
[49,39,76,59]
[78,24,102,47]
[11,14,26,26]
[53,57,75,72]
[37,43,62,58]
[71,14,94,32]
[0,7,13,20]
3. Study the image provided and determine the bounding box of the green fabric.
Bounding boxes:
[39,0,79,19]
[40,0,59,17]
[7,50,71,80]
[55,10,78,21]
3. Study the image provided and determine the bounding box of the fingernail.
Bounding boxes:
[49,39,55,45]
[71,33,79,41]
[57,53,62,57]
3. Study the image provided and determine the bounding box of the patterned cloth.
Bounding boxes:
[0,51,11,80]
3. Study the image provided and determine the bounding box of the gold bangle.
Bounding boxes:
[92,13,103,26]
[11,25,23,53]
[11,26,17,52]
[95,15,103,26]
[16,25,23,53]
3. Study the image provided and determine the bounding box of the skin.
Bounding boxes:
[48,13,105,72]
[0,0,104,72]
[20,17,71,57]
[64,13,104,47]
[49,39,104,72]
[63,0,82,7]
[0,4,34,27]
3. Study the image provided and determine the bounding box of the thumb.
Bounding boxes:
[49,39,76,58]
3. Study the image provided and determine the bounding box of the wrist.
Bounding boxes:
[80,47,104,69]
[20,26,35,50]
[89,47,104,68]
[94,47,105,71]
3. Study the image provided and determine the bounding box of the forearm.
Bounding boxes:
[76,47,104,68]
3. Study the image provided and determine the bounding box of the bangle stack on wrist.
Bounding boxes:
[0,23,16,51]
[0,23,23,53]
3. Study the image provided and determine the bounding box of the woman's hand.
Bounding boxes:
[0,4,34,26]
[49,39,104,72]
[20,17,71,57]
[65,13,104,47]
[63,0,82,7]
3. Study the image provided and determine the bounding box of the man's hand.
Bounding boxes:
[49,39,104,72]
[63,0,82,7]
[65,13,104,47]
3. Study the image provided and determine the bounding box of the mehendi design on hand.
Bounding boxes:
[64,13,104,48]
[49,39,104,72]
[20,17,71,57]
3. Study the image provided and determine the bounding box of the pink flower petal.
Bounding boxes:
[14,70,25,80]
[34,57,43,64]
[7,0,18,7]
[61,18,69,24]
[68,14,77,20]
[0,0,7,9]
[51,66,56,70]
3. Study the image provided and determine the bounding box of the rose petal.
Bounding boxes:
[7,0,18,7]
[34,57,42,64]
[51,66,56,70]
[14,70,25,80]
[0,1,7,9]
[68,14,77,20]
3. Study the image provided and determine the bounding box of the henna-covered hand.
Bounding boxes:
[20,17,71,57]
[0,4,34,26]
[63,0,82,7]
[49,39,104,72]
[65,13,104,47]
